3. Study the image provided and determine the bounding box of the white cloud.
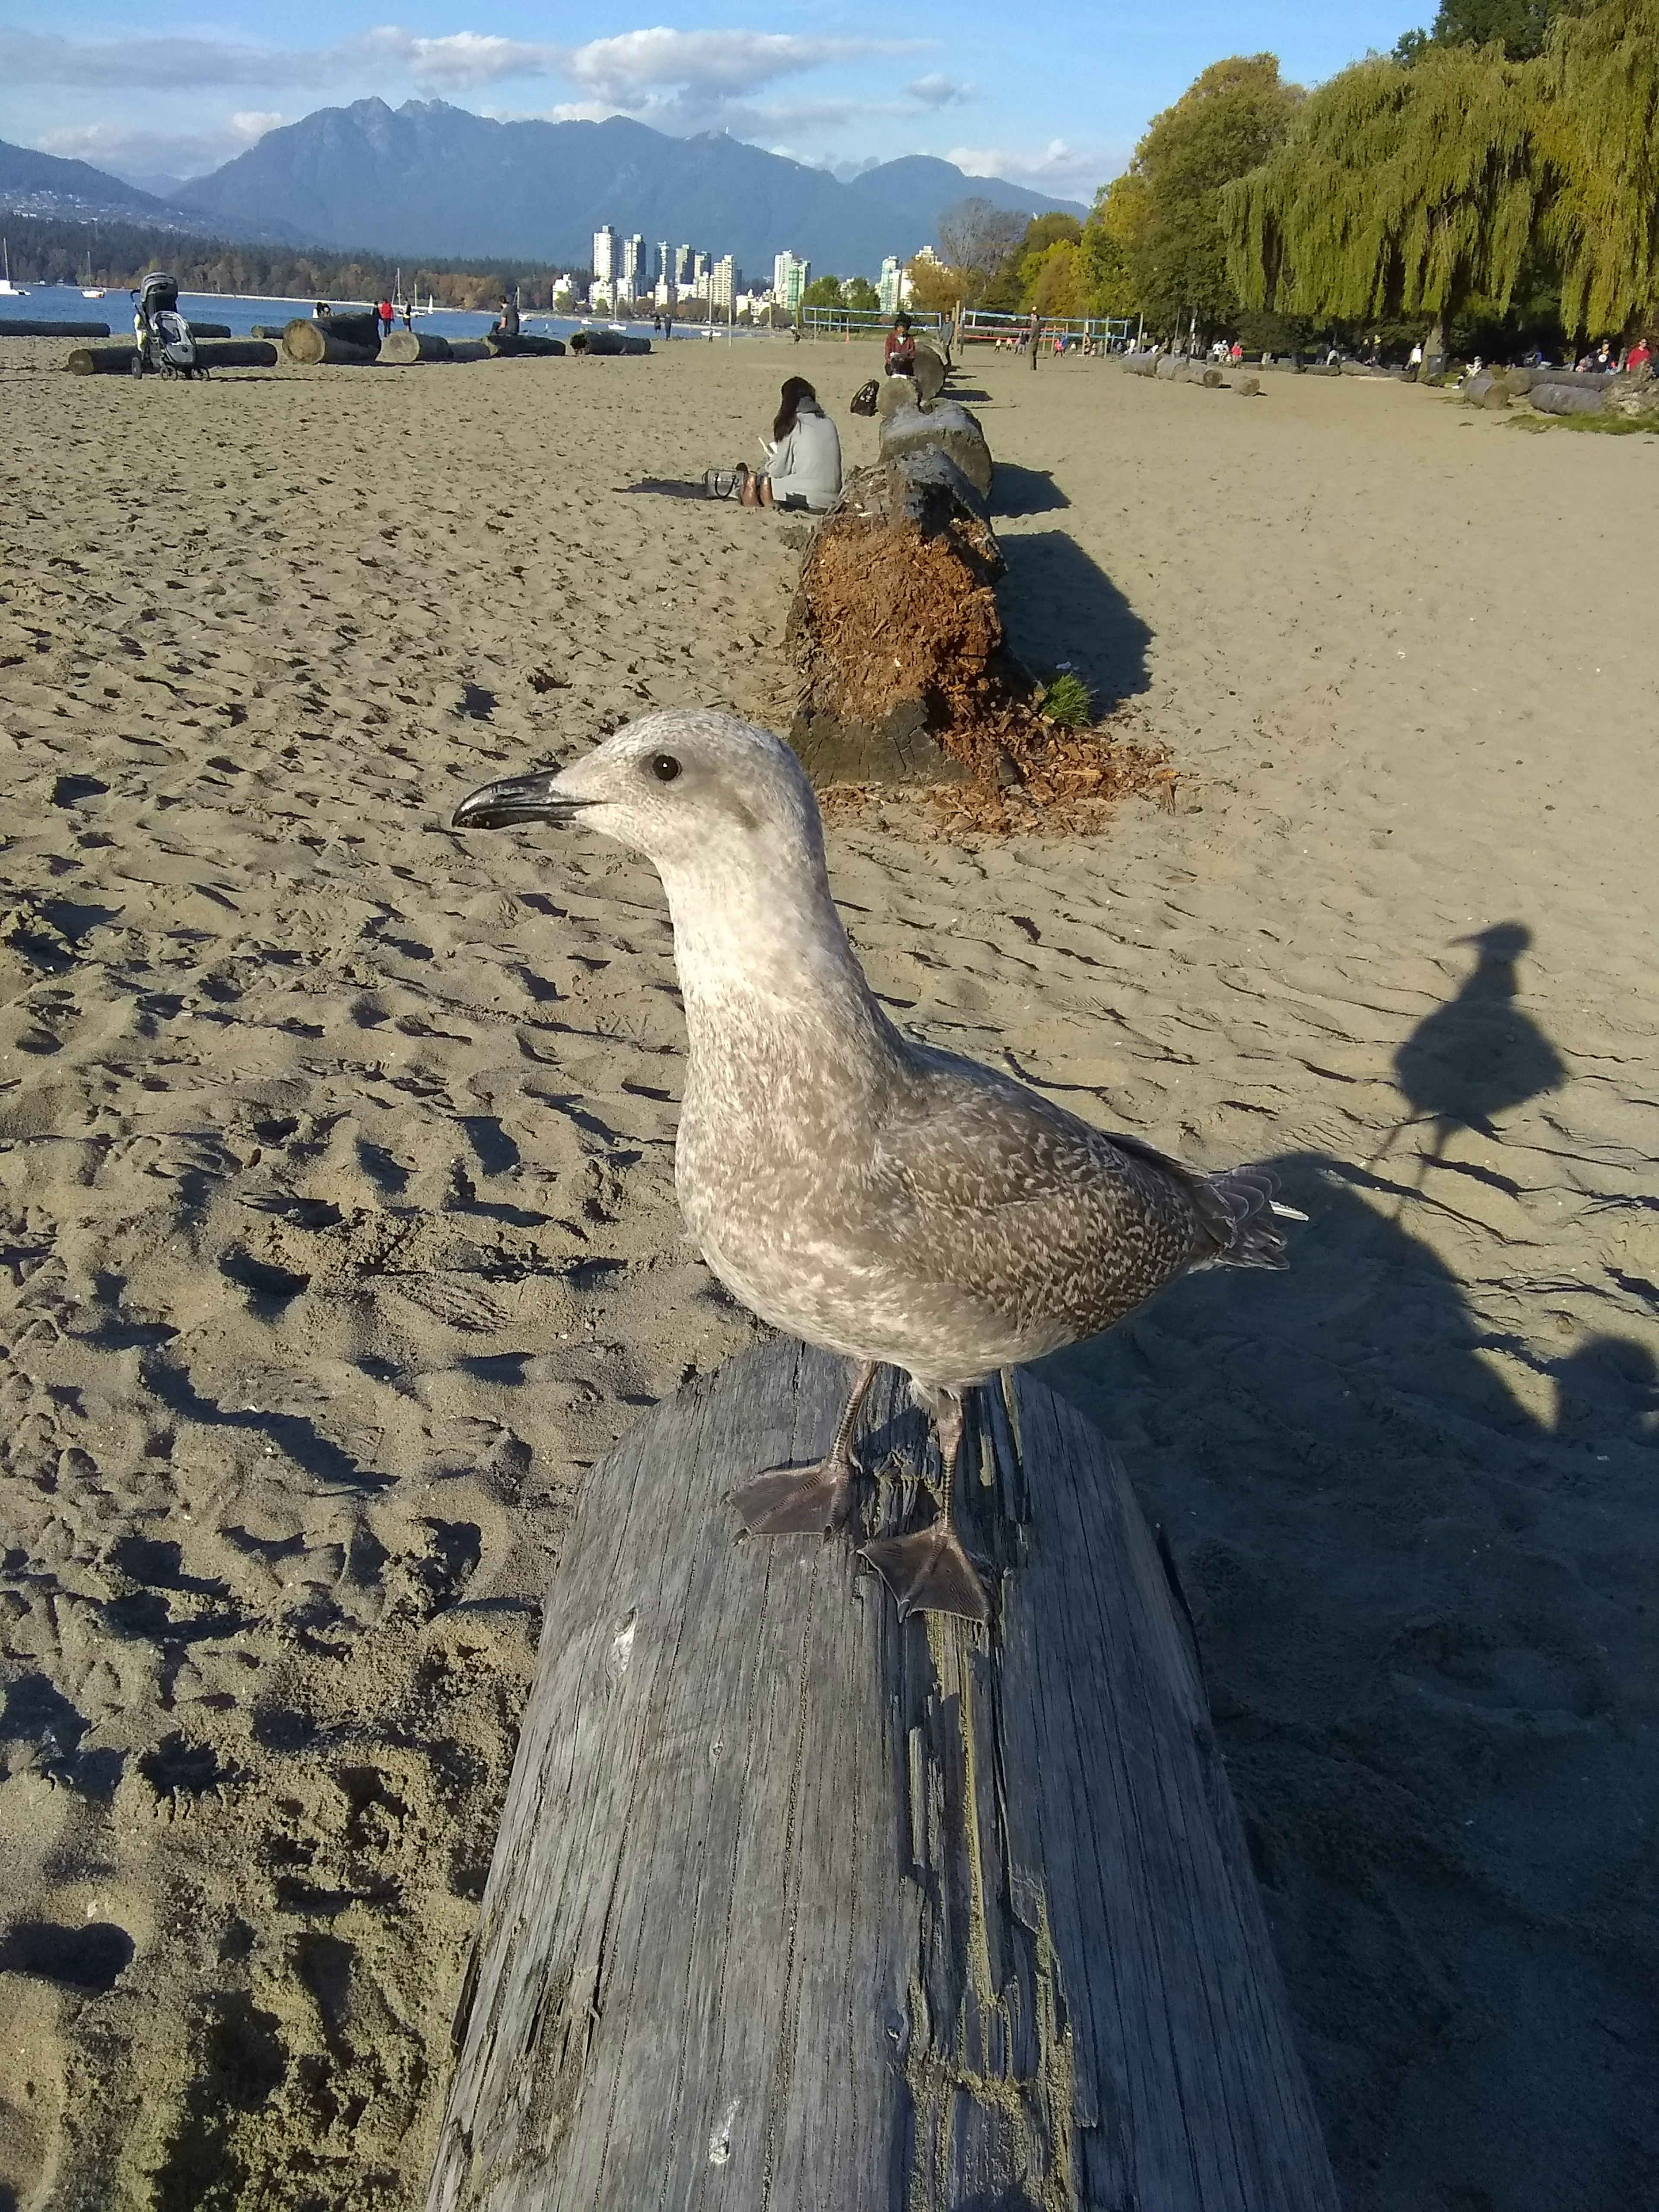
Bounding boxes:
[0,27,331,91]
[563,29,909,102]
[906,74,973,108]
[34,111,290,184]
[945,139,1110,199]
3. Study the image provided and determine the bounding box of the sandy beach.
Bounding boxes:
[1,333,1655,2210]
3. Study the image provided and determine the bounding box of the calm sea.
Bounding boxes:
[0,284,747,343]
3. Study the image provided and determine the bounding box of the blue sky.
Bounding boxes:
[2,4,1418,196]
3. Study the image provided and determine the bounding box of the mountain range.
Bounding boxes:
[3,102,1086,275]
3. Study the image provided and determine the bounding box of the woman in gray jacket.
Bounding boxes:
[741,378,842,510]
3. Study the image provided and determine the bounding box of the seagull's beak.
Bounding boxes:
[451,769,595,832]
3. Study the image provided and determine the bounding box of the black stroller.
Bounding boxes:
[131,272,203,379]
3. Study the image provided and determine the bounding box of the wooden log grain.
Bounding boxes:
[428,1339,1340,2212]
[281,316,380,364]
[910,341,947,401]
[1462,371,1511,409]
[1529,381,1608,416]
[378,329,454,364]
[0,318,112,338]
[877,399,993,498]
[484,331,568,358]
[1233,373,1262,397]
[785,451,1003,785]
[64,339,279,375]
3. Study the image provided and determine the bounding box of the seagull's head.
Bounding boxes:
[451,709,824,880]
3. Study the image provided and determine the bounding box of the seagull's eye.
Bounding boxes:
[649,753,681,783]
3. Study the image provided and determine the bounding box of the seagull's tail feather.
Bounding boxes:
[1191,1165,1303,1271]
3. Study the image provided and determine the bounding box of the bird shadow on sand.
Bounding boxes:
[997,531,1152,704]
[1374,922,1567,1195]
[1036,943,1655,2212]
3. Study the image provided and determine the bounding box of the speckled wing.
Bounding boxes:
[868,1047,1217,1341]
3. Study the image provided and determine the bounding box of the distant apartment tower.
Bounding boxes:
[711,255,738,311]
[618,233,646,302]
[674,244,693,286]
[878,256,903,315]
[592,226,616,288]
[772,251,810,311]
[655,240,671,287]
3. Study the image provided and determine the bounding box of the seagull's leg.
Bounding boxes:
[732,1359,880,1536]
[860,1387,992,1625]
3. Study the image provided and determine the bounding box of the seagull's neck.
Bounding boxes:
[658,837,893,1071]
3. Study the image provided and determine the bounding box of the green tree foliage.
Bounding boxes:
[1537,0,1659,334]
[1224,46,1540,343]
[1079,175,1150,319]
[801,274,845,308]
[844,275,881,312]
[1395,0,1581,63]
[1112,56,1303,334]
[1229,0,1659,343]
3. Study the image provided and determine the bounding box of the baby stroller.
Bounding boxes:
[131,272,203,379]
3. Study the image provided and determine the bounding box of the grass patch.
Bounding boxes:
[1038,670,1093,727]
[1508,410,1659,436]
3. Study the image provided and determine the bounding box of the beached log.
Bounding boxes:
[188,323,233,339]
[569,329,652,356]
[378,330,454,364]
[1462,372,1511,409]
[876,373,918,416]
[877,399,993,499]
[447,340,493,363]
[786,451,999,785]
[910,341,947,400]
[1529,381,1608,416]
[64,339,279,375]
[0,319,111,339]
[428,1337,1341,2212]
[485,331,567,358]
[1234,373,1262,397]
[283,316,380,362]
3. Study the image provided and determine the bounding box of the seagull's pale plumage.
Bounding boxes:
[454,709,1295,1619]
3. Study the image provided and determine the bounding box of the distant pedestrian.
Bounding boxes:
[664,312,674,341]
[377,295,394,337]
[1026,309,1040,368]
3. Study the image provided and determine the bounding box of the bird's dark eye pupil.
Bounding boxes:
[650,753,681,783]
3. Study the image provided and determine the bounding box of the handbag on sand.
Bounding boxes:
[703,464,749,499]
[849,379,880,416]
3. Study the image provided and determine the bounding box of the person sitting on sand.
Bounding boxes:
[884,314,916,377]
[739,378,842,511]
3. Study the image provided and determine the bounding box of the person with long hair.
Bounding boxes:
[739,377,842,510]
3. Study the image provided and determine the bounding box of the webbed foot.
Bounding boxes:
[732,1456,855,1536]
[860,1521,992,1624]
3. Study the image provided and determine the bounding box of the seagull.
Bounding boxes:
[453,709,1299,1622]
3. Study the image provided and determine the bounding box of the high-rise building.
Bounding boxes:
[711,255,738,311]
[772,251,810,311]
[592,226,616,287]
[655,240,671,288]
[674,244,693,286]
[878,256,903,315]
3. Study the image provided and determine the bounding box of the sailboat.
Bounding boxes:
[0,238,27,297]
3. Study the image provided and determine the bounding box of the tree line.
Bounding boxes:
[905,0,1656,359]
[0,217,588,311]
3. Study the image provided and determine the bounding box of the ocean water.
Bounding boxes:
[0,283,756,343]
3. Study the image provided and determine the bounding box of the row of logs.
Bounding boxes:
[1122,352,1261,398]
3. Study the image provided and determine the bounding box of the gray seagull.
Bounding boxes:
[453,709,1298,1623]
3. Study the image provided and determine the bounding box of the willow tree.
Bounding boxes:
[1224,43,1542,360]
[1538,0,1659,336]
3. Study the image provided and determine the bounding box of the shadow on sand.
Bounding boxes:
[998,531,1153,704]
[1037,949,1656,2211]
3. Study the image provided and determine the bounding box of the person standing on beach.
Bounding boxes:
[1027,308,1041,368]
[377,295,394,337]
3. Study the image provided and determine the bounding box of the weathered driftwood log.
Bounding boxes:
[65,339,279,375]
[786,451,1007,785]
[378,329,454,364]
[447,340,493,363]
[1122,351,1160,377]
[187,322,233,339]
[428,1339,1341,2212]
[485,331,568,358]
[910,341,947,401]
[877,399,993,499]
[0,318,111,339]
[282,318,379,365]
[876,372,919,416]
[569,328,652,355]
[1462,371,1511,409]
[1233,373,1262,397]
[1529,381,1608,416]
